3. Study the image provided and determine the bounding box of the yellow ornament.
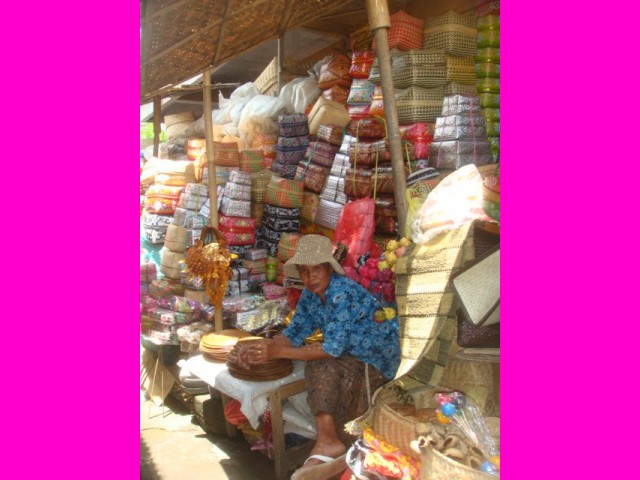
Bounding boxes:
[377,261,390,271]
[489,456,500,470]
[386,240,399,252]
[391,264,396,273]
[383,307,396,320]
[384,251,397,266]
[436,410,451,424]
[398,237,411,247]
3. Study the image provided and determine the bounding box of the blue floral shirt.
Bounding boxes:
[283,274,400,379]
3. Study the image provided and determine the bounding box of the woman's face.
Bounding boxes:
[297,263,333,298]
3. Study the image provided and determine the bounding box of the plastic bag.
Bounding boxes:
[237,95,287,149]
[334,198,375,268]
[279,75,321,113]
[412,164,490,244]
[219,82,260,126]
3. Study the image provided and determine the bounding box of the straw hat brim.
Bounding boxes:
[282,235,345,279]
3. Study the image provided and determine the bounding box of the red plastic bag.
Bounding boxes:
[334,198,375,268]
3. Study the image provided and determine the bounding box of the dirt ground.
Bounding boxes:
[140,393,277,480]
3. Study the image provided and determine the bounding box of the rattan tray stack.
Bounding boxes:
[199,329,251,362]
[226,337,294,381]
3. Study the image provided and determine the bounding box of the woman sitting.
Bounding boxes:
[238,234,400,476]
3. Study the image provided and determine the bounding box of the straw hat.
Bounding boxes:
[283,234,345,279]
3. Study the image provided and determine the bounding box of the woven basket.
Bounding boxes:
[477,29,500,48]
[315,199,344,230]
[475,63,500,79]
[164,111,196,127]
[318,54,352,90]
[423,30,478,56]
[476,48,500,64]
[322,85,350,104]
[393,65,448,89]
[239,149,266,173]
[350,50,375,79]
[344,168,374,199]
[277,233,302,262]
[425,10,477,30]
[251,170,271,203]
[392,49,447,69]
[350,23,373,51]
[446,57,477,84]
[305,140,340,168]
[477,15,500,31]
[265,177,304,209]
[373,10,425,52]
[252,133,278,159]
[317,124,345,146]
[348,118,386,140]
[419,445,496,480]
[298,162,329,193]
[444,82,478,95]
[395,86,445,124]
[213,142,240,167]
[308,97,351,137]
[301,192,320,223]
[371,387,441,462]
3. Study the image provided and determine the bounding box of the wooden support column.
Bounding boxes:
[203,68,224,332]
[365,0,408,233]
[277,34,285,96]
[153,96,161,157]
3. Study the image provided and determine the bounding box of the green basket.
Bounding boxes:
[482,108,500,122]
[480,93,500,108]
[475,62,500,78]
[477,29,500,48]
[485,119,500,137]
[476,47,500,64]
[477,15,500,31]
[477,77,500,94]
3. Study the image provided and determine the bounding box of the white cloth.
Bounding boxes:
[184,355,312,430]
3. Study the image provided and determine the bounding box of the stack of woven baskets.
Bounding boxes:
[428,94,494,171]
[220,170,252,218]
[316,133,355,230]
[422,11,479,99]
[318,53,353,104]
[476,14,500,161]
[175,183,208,247]
[250,169,271,228]
[272,113,310,180]
[257,176,303,257]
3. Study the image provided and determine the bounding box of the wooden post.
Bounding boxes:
[365,0,408,233]
[277,34,285,96]
[152,95,161,157]
[203,68,224,332]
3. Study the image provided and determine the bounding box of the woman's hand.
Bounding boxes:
[246,339,278,365]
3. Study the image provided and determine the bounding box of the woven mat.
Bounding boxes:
[352,222,479,438]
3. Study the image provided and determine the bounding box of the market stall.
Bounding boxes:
[140,1,501,479]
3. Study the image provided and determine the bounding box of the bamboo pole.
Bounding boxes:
[365,0,408,233]
[277,34,284,96]
[203,68,224,332]
[153,96,161,157]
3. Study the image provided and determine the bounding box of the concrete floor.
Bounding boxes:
[140,393,277,480]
